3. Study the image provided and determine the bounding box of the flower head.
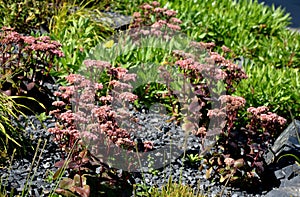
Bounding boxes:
[151,1,160,7]
[164,10,177,17]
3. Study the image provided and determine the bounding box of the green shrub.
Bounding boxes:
[234,60,300,122]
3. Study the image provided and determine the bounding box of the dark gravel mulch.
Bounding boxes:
[0,107,283,197]
[0,116,64,196]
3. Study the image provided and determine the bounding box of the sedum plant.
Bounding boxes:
[0,26,64,112]
[204,104,287,189]
[112,1,290,190]
[48,61,148,196]
[46,1,294,194]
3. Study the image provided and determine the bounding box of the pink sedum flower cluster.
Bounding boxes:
[131,1,182,32]
[48,61,153,155]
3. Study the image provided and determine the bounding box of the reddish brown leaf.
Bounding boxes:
[26,82,35,90]
[54,160,66,168]
[53,166,65,180]
[74,185,90,197]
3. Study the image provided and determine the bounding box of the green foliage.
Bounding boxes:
[234,60,300,122]
[147,177,204,197]
[0,0,298,196]
[0,96,46,166]
[87,27,193,114]
[134,178,204,197]
[49,1,113,78]
[88,29,190,69]
[0,94,31,163]
[111,0,300,123]
[111,0,146,15]
[112,0,300,69]
[45,170,55,184]
[186,153,202,164]
[0,0,59,34]
[64,0,111,8]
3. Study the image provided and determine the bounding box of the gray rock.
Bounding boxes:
[266,163,300,197]
[274,169,286,180]
[94,11,132,30]
[274,163,300,181]
[67,6,132,30]
[266,176,300,197]
[265,189,291,197]
[264,120,300,165]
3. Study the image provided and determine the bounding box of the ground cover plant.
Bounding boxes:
[46,1,291,195]
[111,0,300,122]
[234,59,300,121]
[0,0,299,196]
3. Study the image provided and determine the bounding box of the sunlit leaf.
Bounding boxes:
[233,158,244,168]
[206,167,213,179]
[59,177,75,190]
[104,40,114,48]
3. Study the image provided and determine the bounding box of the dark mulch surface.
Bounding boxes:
[2,107,294,197]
